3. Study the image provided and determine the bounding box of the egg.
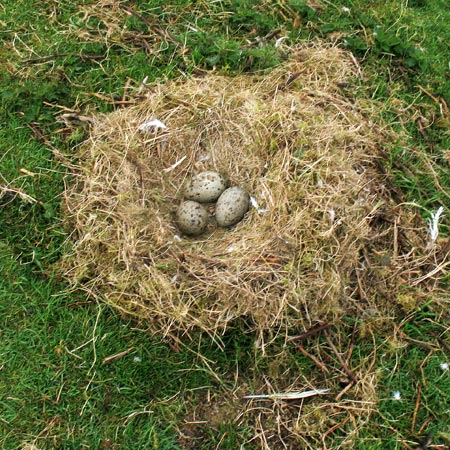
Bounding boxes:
[215,186,250,227]
[184,171,228,203]
[176,201,209,236]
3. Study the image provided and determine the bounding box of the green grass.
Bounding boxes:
[1,0,449,448]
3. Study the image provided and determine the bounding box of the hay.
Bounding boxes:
[62,44,445,343]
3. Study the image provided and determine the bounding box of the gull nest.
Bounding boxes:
[61,44,447,344]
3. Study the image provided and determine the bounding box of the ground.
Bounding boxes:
[0,1,449,449]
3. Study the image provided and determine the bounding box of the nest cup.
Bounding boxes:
[62,45,442,343]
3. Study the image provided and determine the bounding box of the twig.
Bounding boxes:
[285,71,302,87]
[416,118,429,140]
[89,92,136,105]
[121,5,178,45]
[125,150,145,206]
[296,344,329,374]
[121,77,133,107]
[102,348,134,364]
[324,330,358,383]
[287,322,332,342]
[429,331,450,353]
[400,442,416,450]
[252,29,281,45]
[354,266,367,302]
[416,85,448,116]
[349,52,363,79]
[27,122,76,173]
[270,71,303,95]
[19,168,36,177]
[43,101,78,113]
[67,300,94,308]
[22,53,103,64]
[345,321,358,364]
[418,418,433,436]
[411,260,450,286]
[264,29,282,40]
[400,331,437,351]
[335,381,355,402]
[59,113,94,124]
[410,147,450,201]
[322,416,350,449]
[411,384,422,433]
[0,185,37,204]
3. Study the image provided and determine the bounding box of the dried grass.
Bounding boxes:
[177,328,382,449]
[61,44,446,345]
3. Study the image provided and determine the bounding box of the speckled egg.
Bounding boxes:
[215,186,250,227]
[176,201,209,236]
[184,171,228,203]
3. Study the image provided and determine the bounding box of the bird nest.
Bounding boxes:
[61,45,445,344]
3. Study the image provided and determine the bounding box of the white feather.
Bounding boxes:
[244,388,330,400]
[138,118,167,132]
[427,206,444,242]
